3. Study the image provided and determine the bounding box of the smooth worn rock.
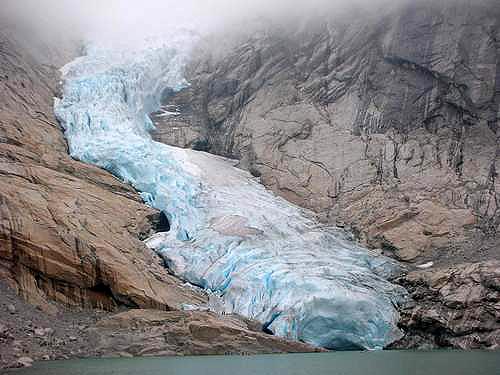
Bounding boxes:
[34,328,53,337]
[7,304,16,314]
[90,309,323,356]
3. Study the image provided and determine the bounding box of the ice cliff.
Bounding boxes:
[54,32,407,350]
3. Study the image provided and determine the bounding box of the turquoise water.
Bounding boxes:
[7,351,500,375]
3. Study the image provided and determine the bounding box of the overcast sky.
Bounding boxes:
[2,0,410,43]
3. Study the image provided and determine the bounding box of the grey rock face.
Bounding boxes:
[153,0,500,265]
[152,0,500,349]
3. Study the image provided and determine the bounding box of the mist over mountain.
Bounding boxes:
[2,0,407,43]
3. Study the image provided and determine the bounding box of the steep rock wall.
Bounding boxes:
[0,27,205,312]
[153,0,500,266]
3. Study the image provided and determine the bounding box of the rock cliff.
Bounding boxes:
[0,27,205,313]
[152,0,500,348]
[394,261,500,349]
[154,0,500,264]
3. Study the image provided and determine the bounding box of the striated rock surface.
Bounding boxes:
[0,26,205,312]
[153,0,500,266]
[394,261,500,349]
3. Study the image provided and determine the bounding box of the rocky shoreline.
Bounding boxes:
[393,261,500,349]
[0,281,321,369]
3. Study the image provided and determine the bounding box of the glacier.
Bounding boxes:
[54,32,408,350]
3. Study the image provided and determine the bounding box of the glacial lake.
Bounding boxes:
[7,351,500,375]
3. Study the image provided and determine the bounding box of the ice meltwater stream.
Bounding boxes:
[54,32,407,350]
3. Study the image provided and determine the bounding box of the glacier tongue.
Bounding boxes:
[55,32,407,350]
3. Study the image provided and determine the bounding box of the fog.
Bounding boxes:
[2,0,407,44]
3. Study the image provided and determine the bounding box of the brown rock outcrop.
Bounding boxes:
[0,281,318,370]
[91,309,322,356]
[0,26,205,312]
[393,261,500,349]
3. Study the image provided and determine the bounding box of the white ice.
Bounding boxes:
[54,31,407,350]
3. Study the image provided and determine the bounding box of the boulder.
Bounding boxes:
[17,357,33,368]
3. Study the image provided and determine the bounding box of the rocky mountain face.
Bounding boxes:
[0,27,203,313]
[152,0,500,348]
[0,21,314,369]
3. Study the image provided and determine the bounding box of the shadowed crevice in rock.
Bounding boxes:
[156,212,171,233]
[139,211,172,241]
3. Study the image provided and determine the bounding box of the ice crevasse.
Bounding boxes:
[54,32,408,350]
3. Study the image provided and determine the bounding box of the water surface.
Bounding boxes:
[8,351,500,375]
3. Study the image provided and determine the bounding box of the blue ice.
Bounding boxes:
[55,33,407,350]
